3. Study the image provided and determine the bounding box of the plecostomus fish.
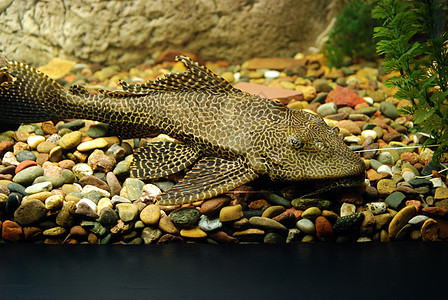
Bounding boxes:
[0,55,365,205]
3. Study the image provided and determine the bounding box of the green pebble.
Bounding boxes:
[113,160,130,176]
[291,198,331,210]
[356,107,378,116]
[385,191,406,210]
[87,123,109,138]
[13,166,44,186]
[123,178,145,201]
[259,192,291,208]
[333,212,365,234]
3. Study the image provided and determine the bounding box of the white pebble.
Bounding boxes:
[72,163,93,180]
[430,177,447,188]
[27,135,45,148]
[361,130,378,140]
[296,219,315,235]
[377,165,393,175]
[143,184,162,198]
[111,195,131,205]
[409,215,430,225]
[25,181,53,194]
[340,203,356,217]
[402,170,416,182]
[198,215,222,232]
[77,198,97,212]
[263,70,281,79]
[363,97,374,105]
[344,135,362,143]
[2,152,19,166]
[357,237,372,242]
[82,185,111,198]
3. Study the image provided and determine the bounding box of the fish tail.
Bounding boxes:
[0,61,64,124]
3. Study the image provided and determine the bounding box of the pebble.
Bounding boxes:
[72,163,93,179]
[45,195,64,210]
[24,181,53,194]
[377,179,397,197]
[13,199,47,225]
[141,227,163,244]
[27,135,46,149]
[385,192,406,210]
[140,204,161,226]
[249,216,288,232]
[340,203,356,217]
[389,205,417,239]
[317,102,337,117]
[77,138,109,151]
[365,202,387,215]
[296,218,315,235]
[122,178,144,201]
[116,203,139,222]
[200,196,231,216]
[98,206,119,227]
[333,212,365,235]
[158,213,179,235]
[59,131,82,149]
[2,220,23,242]
[13,165,44,186]
[315,216,334,242]
[219,204,243,222]
[421,218,439,241]
[409,215,430,225]
[169,207,201,228]
[180,227,207,239]
[301,207,321,219]
[198,215,222,231]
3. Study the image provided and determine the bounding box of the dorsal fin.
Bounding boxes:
[121,55,244,95]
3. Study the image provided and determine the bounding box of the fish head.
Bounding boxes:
[247,109,365,187]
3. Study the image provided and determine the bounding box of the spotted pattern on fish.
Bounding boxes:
[0,55,365,205]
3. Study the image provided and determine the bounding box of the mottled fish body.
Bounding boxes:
[0,55,365,204]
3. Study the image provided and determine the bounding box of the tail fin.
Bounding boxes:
[0,61,64,124]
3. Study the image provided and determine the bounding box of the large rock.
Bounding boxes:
[0,0,343,67]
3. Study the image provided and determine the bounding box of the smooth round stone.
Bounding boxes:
[264,232,285,244]
[43,226,67,237]
[361,130,377,140]
[180,227,207,238]
[72,163,93,179]
[140,204,161,226]
[36,141,57,153]
[59,131,82,149]
[249,216,287,232]
[198,215,222,232]
[98,206,119,227]
[76,202,100,219]
[380,101,400,119]
[7,182,28,196]
[344,135,362,144]
[296,218,315,235]
[356,106,377,115]
[261,205,285,219]
[377,165,393,175]
[16,150,36,162]
[97,198,113,212]
[317,102,337,117]
[5,193,22,215]
[169,207,201,228]
[141,227,163,244]
[13,166,44,186]
[87,123,109,138]
[116,203,138,222]
[56,201,76,227]
[13,199,47,226]
[77,138,108,152]
[24,181,53,194]
[27,135,46,149]
[430,178,447,189]
[421,218,439,241]
[45,195,64,210]
[388,205,417,239]
[409,215,430,225]
[301,207,321,220]
[369,159,383,171]
[42,161,62,177]
[402,170,416,182]
[219,204,243,222]
[200,196,231,216]
[111,195,131,205]
[122,178,145,201]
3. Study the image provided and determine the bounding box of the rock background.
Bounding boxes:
[0,0,344,67]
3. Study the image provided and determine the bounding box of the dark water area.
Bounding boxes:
[1,242,447,299]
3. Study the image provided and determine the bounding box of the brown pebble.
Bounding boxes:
[88,232,99,244]
[421,219,439,241]
[208,231,239,244]
[157,234,184,244]
[248,199,270,210]
[2,220,23,242]
[79,175,111,192]
[59,159,76,170]
[200,196,231,216]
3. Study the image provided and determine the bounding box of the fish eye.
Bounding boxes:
[287,133,303,149]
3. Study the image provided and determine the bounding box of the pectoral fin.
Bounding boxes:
[130,142,202,180]
[157,157,258,205]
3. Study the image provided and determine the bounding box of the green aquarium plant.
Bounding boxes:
[323,0,381,67]
[373,0,448,163]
